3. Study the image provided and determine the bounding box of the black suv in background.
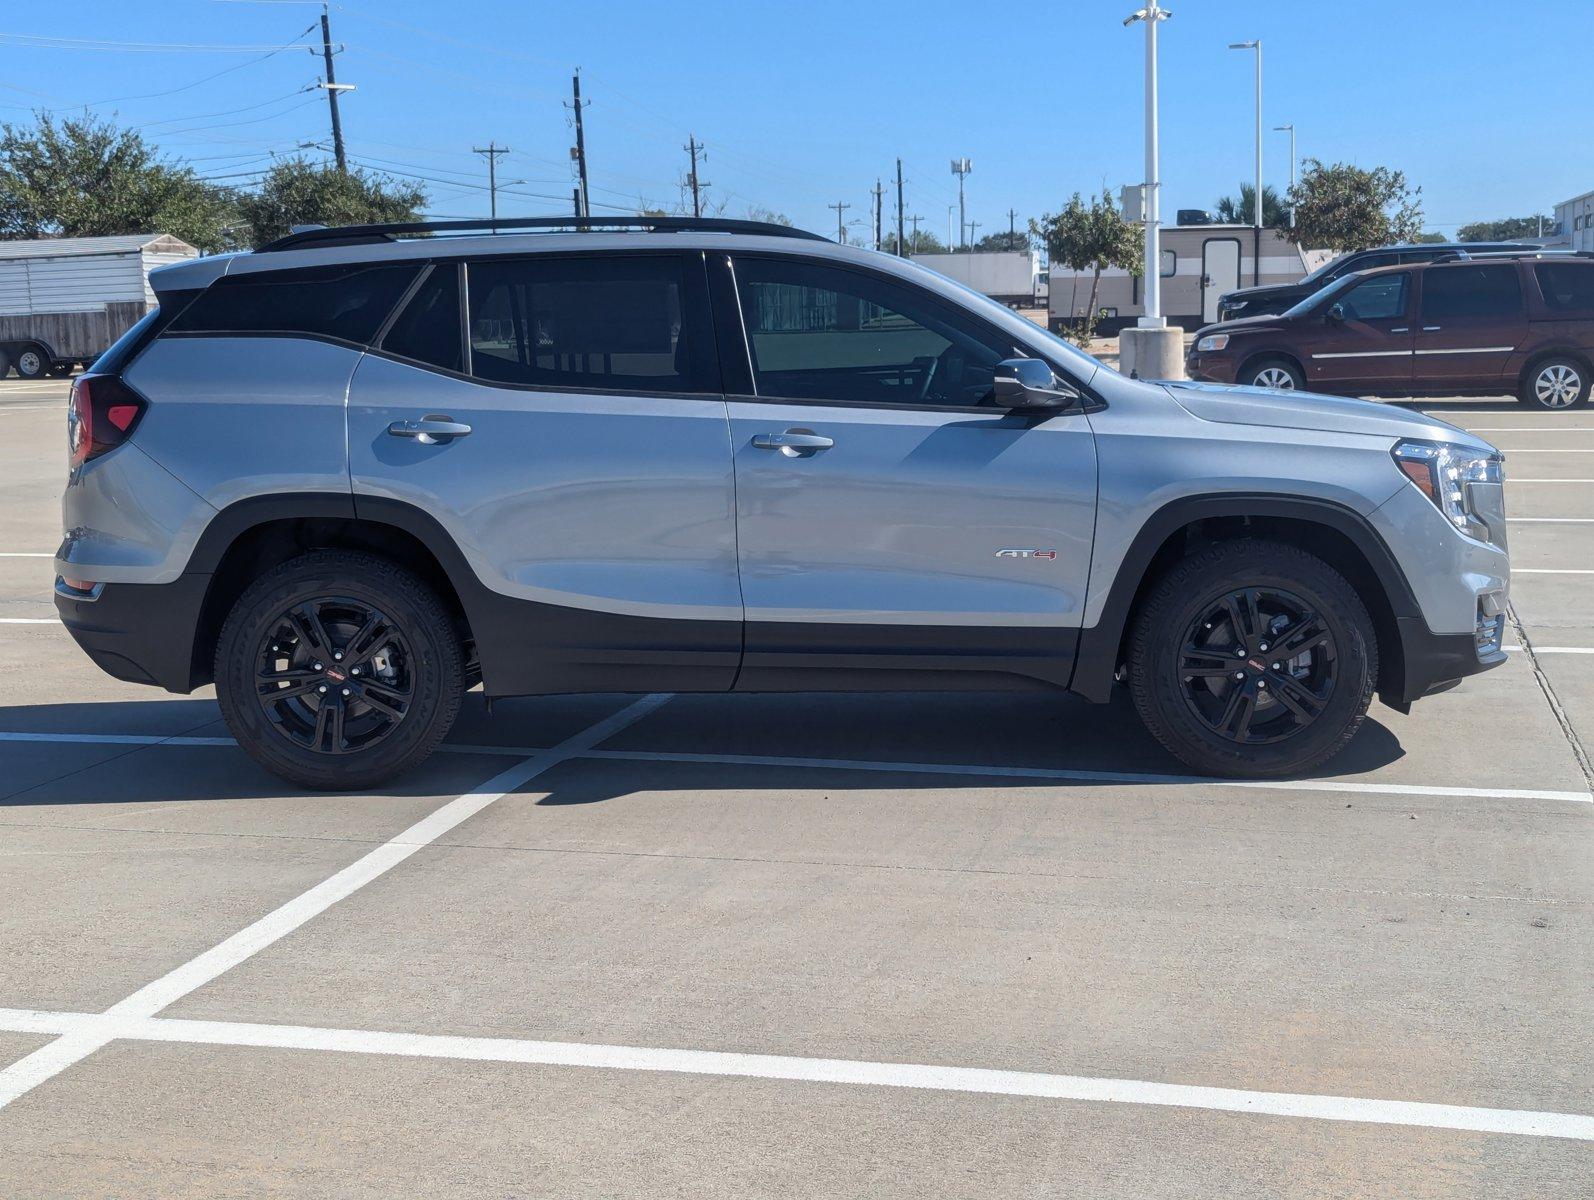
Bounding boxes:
[1217,242,1537,322]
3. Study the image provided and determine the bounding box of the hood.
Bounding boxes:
[1218,281,1307,304]
[1192,313,1290,340]
[1161,380,1496,449]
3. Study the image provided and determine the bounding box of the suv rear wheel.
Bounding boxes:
[1521,357,1589,410]
[1241,356,1304,391]
[1127,539,1377,778]
[214,550,464,790]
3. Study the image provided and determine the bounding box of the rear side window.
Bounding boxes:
[465,254,714,392]
[1421,265,1523,319]
[1534,263,1594,313]
[381,264,462,372]
[169,263,420,344]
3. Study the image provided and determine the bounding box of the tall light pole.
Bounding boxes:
[1229,39,1262,284]
[1126,4,1171,327]
[1273,123,1296,192]
[951,158,972,249]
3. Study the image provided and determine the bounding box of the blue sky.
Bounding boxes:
[1,0,1586,240]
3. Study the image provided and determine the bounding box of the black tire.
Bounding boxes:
[1127,539,1378,778]
[1519,356,1590,410]
[14,345,48,380]
[1240,355,1305,392]
[0,350,11,378]
[214,550,464,791]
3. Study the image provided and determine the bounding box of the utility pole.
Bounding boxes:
[966,219,981,251]
[895,158,905,257]
[872,179,884,251]
[947,206,954,249]
[317,3,351,173]
[829,201,851,244]
[1008,207,1018,238]
[909,214,923,244]
[568,69,591,218]
[684,135,710,218]
[951,158,972,249]
[473,143,510,221]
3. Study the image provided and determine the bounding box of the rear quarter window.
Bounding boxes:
[1533,262,1594,314]
[168,262,421,344]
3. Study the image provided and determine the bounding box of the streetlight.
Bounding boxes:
[1126,3,1171,327]
[1273,123,1296,192]
[1229,39,1262,285]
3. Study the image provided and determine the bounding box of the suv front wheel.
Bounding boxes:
[214,550,464,790]
[1127,539,1377,778]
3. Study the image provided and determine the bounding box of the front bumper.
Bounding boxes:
[1184,352,1239,384]
[55,573,211,693]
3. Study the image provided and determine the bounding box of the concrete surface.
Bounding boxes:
[0,378,1590,1196]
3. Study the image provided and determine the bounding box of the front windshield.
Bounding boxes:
[1297,252,1351,287]
[1280,272,1360,319]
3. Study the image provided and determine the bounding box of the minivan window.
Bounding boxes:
[169,263,420,344]
[1337,272,1408,320]
[465,254,713,392]
[1534,262,1594,313]
[381,263,462,372]
[733,256,1012,407]
[1421,265,1523,319]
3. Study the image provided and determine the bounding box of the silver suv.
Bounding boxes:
[56,216,1510,789]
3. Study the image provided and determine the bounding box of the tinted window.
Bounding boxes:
[1421,265,1523,319]
[1534,262,1594,313]
[382,264,462,372]
[734,257,1014,407]
[1331,252,1394,280]
[1337,273,1408,320]
[170,263,419,343]
[466,255,711,392]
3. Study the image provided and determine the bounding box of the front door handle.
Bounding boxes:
[387,415,472,445]
[1421,325,1442,332]
[752,429,834,457]
[1390,327,1409,333]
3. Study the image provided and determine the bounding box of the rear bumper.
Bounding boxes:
[55,574,210,693]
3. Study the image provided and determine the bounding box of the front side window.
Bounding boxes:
[1421,265,1524,319]
[465,254,713,392]
[1534,263,1594,313]
[733,257,1013,407]
[1337,272,1409,320]
[170,263,420,343]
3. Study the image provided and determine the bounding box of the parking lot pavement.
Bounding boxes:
[0,384,1591,1196]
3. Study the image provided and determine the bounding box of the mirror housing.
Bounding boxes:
[1326,302,1346,323]
[993,358,1080,413]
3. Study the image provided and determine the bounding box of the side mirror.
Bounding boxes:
[993,358,1080,412]
[1326,302,1346,323]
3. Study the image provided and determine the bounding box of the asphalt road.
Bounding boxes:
[0,377,1589,1197]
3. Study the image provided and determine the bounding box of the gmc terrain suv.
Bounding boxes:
[1216,241,1537,322]
[57,216,1509,789]
[1190,251,1594,408]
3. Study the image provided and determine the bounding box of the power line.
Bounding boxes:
[0,32,317,53]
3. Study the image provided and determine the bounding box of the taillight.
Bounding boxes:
[68,374,147,469]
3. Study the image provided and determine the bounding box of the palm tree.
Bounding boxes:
[1213,183,1288,227]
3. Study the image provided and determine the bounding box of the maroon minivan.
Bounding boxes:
[1186,252,1594,410]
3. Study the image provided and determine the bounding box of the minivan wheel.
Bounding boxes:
[215,550,464,790]
[1521,358,1589,410]
[1243,357,1304,391]
[1127,539,1377,778]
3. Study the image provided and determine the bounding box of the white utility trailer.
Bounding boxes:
[0,234,198,378]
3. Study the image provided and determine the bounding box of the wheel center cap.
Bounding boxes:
[325,667,347,683]
[1246,657,1267,673]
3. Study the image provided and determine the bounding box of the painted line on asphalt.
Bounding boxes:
[0,618,56,624]
[1515,568,1594,574]
[1507,518,1594,524]
[0,552,52,557]
[1505,645,1594,655]
[0,693,672,1112]
[0,1008,1586,1142]
[1457,427,1594,432]
[0,728,1586,804]
[1491,449,1594,453]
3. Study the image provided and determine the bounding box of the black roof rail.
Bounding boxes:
[1427,250,1470,264]
[257,214,829,253]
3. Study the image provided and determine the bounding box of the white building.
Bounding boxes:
[1552,190,1594,252]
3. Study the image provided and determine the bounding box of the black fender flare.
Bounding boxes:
[1068,493,1421,703]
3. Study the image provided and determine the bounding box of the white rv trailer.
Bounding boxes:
[1047,224,1310,335]
[0,233,199,377]
[909,250,1043,306]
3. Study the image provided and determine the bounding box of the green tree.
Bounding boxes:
[1458,215,1549,242]
[1213,183,1287,227]
[1030,189,1141,344]
[975,229,1033,252]
[236,156,427,248]
[1410,231,1449,244]
[1285,158,1424,252]
[746,205,794,227]
[0,112,238,251]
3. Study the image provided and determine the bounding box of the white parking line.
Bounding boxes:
[0,552,52,557]
[0,618,56,624]
[1506,646,1594,655]
[1492,449,1594,453]
[1507,518,1594,523]
[0,728,1587,804]
[0,693,672,1111]
[0,1007,1586,1142]
[1515,568,1594,574]
[1458,427,1594,432]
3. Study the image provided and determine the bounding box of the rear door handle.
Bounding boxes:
[752,429,834,457]
[387,415,472,444]
[1421,325,1442,332]
[1390,327,1409,333]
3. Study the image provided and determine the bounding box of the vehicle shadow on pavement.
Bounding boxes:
[0,691,1408,805]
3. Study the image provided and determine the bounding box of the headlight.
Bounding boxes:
[1392,439,1505,542]
[1224,300,1248,312]
[1196,334,1229,353]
